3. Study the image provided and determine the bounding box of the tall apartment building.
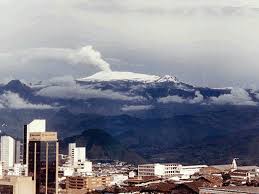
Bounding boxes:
[68,143,86,166]
[28,132,58,194]
[0,136,15,168]
[23,119,46,166]
[138,163,181,177]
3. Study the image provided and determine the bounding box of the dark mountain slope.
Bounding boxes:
[117,107,259,165]
[59,129,145,164]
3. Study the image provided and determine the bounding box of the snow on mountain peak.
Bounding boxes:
[156,75,179,83]
[77,71,161,82]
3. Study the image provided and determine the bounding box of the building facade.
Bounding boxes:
[28,132,58,194]
[138,163,181,177]
[0,176,35,194]
[23,119,46,166]
[68,143,86,166]
[66,176,111,193]
[0,136,15,168]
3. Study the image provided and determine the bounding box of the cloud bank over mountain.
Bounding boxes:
[0,91,52,109]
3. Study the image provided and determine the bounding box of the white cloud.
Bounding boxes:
[45,75,76,86]
[189,91,204,104]
[0,91,53,109]
[37,84,145,102]
[210,88,257,106]
[121,105,153,112]
[158,91,204,104]
[158,95,186,104]
[17,45,111,72]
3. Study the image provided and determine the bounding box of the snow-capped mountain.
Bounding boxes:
[1,70,258,118]
[77,71,176,83]
[156,75,179,83]
[1,71,259,165]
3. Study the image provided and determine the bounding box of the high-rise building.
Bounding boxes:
[74,147,86,165]
[23,119,46,166]
[68,143,86,166]
[28,132,58,194]
[0,136,15,168]
[15,140,21,164]
[68,143,76,163]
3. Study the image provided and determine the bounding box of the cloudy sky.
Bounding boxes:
[1,0,259,87]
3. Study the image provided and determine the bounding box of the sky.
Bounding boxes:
[0,0,259,88]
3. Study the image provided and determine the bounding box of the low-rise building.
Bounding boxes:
[180,165,208,179]
[138,163,181,177]
[0,176,35,194]
[66,176,111,193]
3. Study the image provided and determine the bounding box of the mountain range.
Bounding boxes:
[0,71,259,165]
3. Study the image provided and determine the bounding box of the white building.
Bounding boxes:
[68,143,86,166]
[180,165,208,179]
[77,161,92,176]
[138,163,181,177]
[138,163,208,179]
[23,119,46,167]
[111,174,128,186]
[8,163,26,176]
[0,136,15,168]
[74,147,86,164]
[68,143,76,160]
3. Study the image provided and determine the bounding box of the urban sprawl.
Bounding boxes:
[0,119,259,194]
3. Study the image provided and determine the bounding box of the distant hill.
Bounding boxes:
[59,129,145,164]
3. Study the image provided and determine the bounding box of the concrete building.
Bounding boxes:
[180,165,208,179]
[66,176,111,193]
[68,143,76,162]
[15,141,21,164]
[76,161,92,176]
[138,163,181,177]
[138,163,208,179]
[0,176,35,194]
[23,119,46,166]
[0,136,15,168]
[28,132,58,194]
[68,143,86,166]
[74,147,86,165]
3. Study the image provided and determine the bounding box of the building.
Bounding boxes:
[0,176,35,194]
[23,119,46,166]
[15,141,21,164]
[199,186,259,194]
[66,176,111,193]
[138,163,181,178]
[76,161,92,176]
[68,143,86,166]
[68,143,76,163]
[0,161,3,177]
[7,163,27,176]
[180,165,208,179]
[0,136,15,168]
[28,132,58,194]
